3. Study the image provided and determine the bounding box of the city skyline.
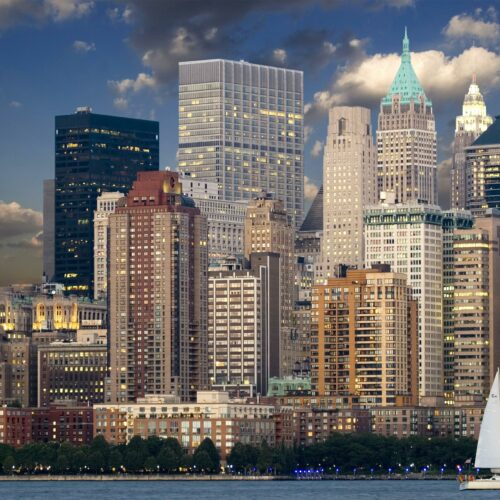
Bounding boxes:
[2,0,500,284]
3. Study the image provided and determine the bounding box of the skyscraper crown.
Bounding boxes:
[381,28,432,107]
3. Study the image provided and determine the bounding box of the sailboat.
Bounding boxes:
[460,369,500,490]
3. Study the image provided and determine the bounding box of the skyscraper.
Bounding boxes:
[244,195,296,376]
[108,171,208,402]
[310,267,418,406]
[93,191,123,301]
[42,179,55,282]
[54,107,159,296]
[364,198,443,404]
[322,106,376,276]
[452,210,500,404]
[377,29,436,205]
[465,117,500,215]
[451,76,493,210]
[178,59,304,228]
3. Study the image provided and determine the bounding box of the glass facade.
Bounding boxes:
[54,108,159,295]
[178,59,304,228]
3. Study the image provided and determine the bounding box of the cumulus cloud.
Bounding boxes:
[443,10,500,44]
[306,46,500,121]
[0,0,94,30]
[113,97,128,110]
[273,48,287,64]
[0,201,42,239]
[304,176,320,201]
[9,100,22,108]
[310,140,324,158]
[108,73,158,95]
[72,40,95,53]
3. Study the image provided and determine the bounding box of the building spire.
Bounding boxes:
[472,72,477,85]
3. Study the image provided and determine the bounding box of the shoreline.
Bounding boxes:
[0,474,458,481]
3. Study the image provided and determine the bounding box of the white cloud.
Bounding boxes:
[0,201,42,239]
[310,140,324,158]
[9,100,22,108]
[72,40,95,53]
[45,0,94,21]
[443,11,500,44]
[272,48,287,64]
[113,97,128,110]
[304,125,314,143]
[306,46,500,119]
[108,73,158,95]
[304,176,319,202]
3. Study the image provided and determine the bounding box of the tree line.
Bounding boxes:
[0,433,476,476]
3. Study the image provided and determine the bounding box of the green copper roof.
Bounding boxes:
[382,28,432,107]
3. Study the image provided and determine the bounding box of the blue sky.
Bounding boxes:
[1,0,500,284]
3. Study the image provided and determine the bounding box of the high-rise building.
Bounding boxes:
[54,107,159,296]
[178,59,304,228]
[42,179,55,282]
[108,171,208,402]
[451,76,493,210]
[310,267,418,406]
[442,210,474,406]
[322,106,376,276]
[465,117,500,216]
[244,195,296,376]
[180,173,247,259]
[377,29,436,205]
[364,198,443,404]
[93,191,123,301]
[452,210,500,404]
[208,253,280,395]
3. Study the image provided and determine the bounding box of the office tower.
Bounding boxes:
[93,191,123,301]
[442,210,474,405]
[178,59,304,228]
[364,198,443,404]
[54,107,159,296]
[244,195,295,376]
[208,253,280,395]
[453,210,500,404]
[466,117,500,215]
[37,330,107,407]
[377,29,436,204]
[322,107,376,276]
[451,76,493,209]
[42,179,55,282]
[180,173,247,259]
[109,171,208,402]
[310,267,418,406]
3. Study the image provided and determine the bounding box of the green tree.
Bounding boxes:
[257,441,273,474]
[193,451,214,473]
[194,438,220,473]
[108,449,123,472]
[143,455,158,472]
[2,455,15,474]
[158,447,179,473]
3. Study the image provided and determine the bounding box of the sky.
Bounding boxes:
[1,0,500,285]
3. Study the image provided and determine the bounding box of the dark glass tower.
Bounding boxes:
[54,107,159,296]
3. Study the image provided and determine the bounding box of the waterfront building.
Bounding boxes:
[442,210,474,405]
[93,191,123,301]
[42,179,55,282]
[0,403,94,447]
[37,330,107,407]
[310,267,418,406]
[364,199,443,405]
[465,117,500,216]
[178,59,304,228]
[54,107,159,296]
[108,171,208,402]
[93,391,277,460]
[377,29,436,205]
[322,107,377,275]
[208,253,280,395]
[452,209,500,404]
[451,76,493,209]
[244,195,296,376]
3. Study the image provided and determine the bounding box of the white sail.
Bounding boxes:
[475,369,500,469]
